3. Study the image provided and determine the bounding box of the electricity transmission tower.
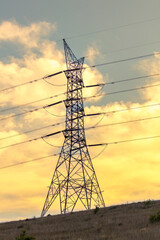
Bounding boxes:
[41,39,105,217]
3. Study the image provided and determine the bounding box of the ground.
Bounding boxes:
[1,200,160,240]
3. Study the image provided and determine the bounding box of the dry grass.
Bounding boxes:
[1,200,160,240]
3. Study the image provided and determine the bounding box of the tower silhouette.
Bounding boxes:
[41,39,105,217]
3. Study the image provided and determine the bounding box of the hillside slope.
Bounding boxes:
[1,200,160,240]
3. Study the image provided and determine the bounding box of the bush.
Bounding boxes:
[94,206,100,214]
[144,199,153,206]
[142,200,153,209]
[15,230,36,240]
[150,210,160,223]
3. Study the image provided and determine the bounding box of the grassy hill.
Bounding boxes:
[1,200,160,240]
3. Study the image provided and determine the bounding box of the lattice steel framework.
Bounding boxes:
[41,39,105,217]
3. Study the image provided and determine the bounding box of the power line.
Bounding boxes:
[103,73,160,86]
[1,15,159,63]
[0,93,66,113]
[0,84,102,118]
[1,102,160,141]
[43,114,160,140]
[43,106,66,117]
[92,145,108,160]
[43,78,66,87]
[0,77,44,93]
[85,73,160,88]
[85,39,160,59]
[85,103,160,117]
[87,115,160,130]
[41,137,61,148]
[0,71,65,93]
[0,103,160,141]
[0,153,59,170]
[0,130,61,151]
[1,71,160,116]
[0,121,64,141]
[83,53,160,70]
[0,100,64,122]
[1,134,160,170]
[2,72,159,113]
[0,82,160,122]
[0,136,42,150]
[88,135,160,147]
[65,16,160,40]
[84,82,160,101]
[1,114,160,151]
[0,83,102,113]
[44,52,160,79]
[0,52,159,94]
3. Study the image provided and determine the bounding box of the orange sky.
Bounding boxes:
[0,21,160,222]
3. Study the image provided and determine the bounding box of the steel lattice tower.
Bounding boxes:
[41,39,105,217]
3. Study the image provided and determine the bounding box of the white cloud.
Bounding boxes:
[1,20,160,221]
[85,46,101,64]
[0,20,56,48]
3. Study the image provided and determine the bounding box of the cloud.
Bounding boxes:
[0,20,56,48]
[136,55,160,102]
[85,46,101,64]
[0,20,160,222]
[85,56,160,206]
[83,67,107,102]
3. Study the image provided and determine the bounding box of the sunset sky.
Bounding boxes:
[0,0,160,222]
